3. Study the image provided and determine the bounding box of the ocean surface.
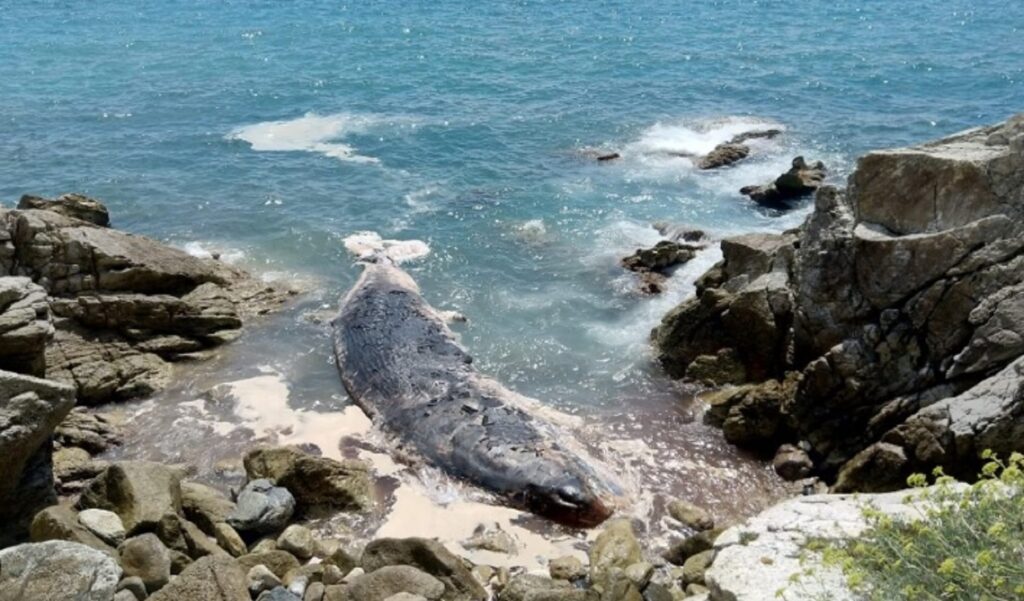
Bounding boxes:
[3,0,1023,559]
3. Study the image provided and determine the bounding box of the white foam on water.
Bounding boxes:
[625,115,785,162]
[228,112,384,164]
[182,241,246,264]
[342,231,431,263]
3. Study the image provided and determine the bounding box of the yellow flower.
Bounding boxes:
[937,558,956,575]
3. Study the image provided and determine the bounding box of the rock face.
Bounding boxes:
[654,113,1024,489]
[740,157,826,207]
[0,540,122,601]
[0,370,76,546]
[0,203,292,405]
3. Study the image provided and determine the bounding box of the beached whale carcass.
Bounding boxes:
[331,258,614,527]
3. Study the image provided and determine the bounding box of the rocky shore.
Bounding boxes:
[3,113,1023,601]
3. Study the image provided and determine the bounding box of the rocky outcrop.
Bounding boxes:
[698,143,750,170]
[0,370,76,546]
[17,193,111,227]
[0,202,294,405]
[740,157,826,208]
[654,113,1024,489]
[621,241,702,294]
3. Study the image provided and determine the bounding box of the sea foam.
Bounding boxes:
[627,115,785,158]
[228,112,383,164]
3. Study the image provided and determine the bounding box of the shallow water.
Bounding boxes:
[4,0,1023,568]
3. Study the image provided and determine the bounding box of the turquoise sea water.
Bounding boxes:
[3,1,1024,529]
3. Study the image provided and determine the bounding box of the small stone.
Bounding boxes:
[305,581,326,601]
[685,583,709,595]
[471,565,494,585]
[662,529,723,566]
[384,595,428,601]
[119,533,172,592]
[251,537,279,553]
[114,591,138,601]
[463,525,516,554]
[667,500,714,531]
[324,546,357,574]
[548,555,586,581]
[589,519,642,577]
[341,567,365,584]
[249,564,284,596]
[277,524,316,560]
[237,550,302,579]
[169,549,192,574]
[625,562,653,588]
[257,587,302,601]
[322,564,346,586]
[79,508,126,546]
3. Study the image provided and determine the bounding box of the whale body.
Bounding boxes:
[332,260,613,527]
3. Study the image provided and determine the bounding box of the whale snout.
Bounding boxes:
[525,476,613,528]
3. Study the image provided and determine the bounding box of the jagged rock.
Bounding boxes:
[55,406,122,453]
[147,554,250,601]
[684,349,747,386]
[361,538,487,601]
[78,461,184,535]
[120,533,172,592]
[655,114,1024,490]
[662,529,722,566]
[244,446,372,512]
[227,479,296,534]
[29,503,117,555]
[0,277,52,376]
[79,508,126,546]
[0,540,122,601]
[463,524,516,554]
[730,129,783,145]
[347,566,445,601]
[653,222,708,244]
[703,375,797,449]
[215,522,249,557]
[18,193,111,227]
[622,241,699,274]
[249,564,284,597]
[772,444,813,481]
[697,143,750,169]
[0,370,75,546]
[0,205,293,405]
[53,446,108,494]
[666,500,714,531]
[740,157,827,207]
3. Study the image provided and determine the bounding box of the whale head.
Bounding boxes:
[522,472,614,528]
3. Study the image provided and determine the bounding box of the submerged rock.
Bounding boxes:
[697,142,750,169]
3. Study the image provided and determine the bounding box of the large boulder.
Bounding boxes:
[0,370,75,546]
[361,538,487,601]
[346,566,445,601]
[243,446,372,512]
[227,479,295,535]
[147,554,250,601]
[0,205,293,405]
[0,277,52,376]
[654,113,1024,490]
[29,503,117,555]
[77,461,184,535]
[0,540,122,601]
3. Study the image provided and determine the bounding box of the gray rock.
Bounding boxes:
[119,533,172,592]
[236,550,302,580]
[79,508,126,546]
[548,555,586,581]
[78,461,184,535]
[116,576,148,601]
[588,519,642,578]
[243,446,372,512]
[347,566,445,601]
[114,591,139,601]
[18,193,111,227]
[181,480,236,534]
[463,525,516,554]
[258,588,302,601]
[0,540,122,601]
[361,537,486,601]
[772,444,814,481]
[215,521,249,557]
[0,369,75,545]
[147,554,249,601]
[697,142,750,170]
[496,574,575,601]
[740,156,827,207]
[305,581,326,601]
[384,594,429,601]
[227,479,295,534]
[54,406,122,453]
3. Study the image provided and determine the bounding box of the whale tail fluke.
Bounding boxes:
[343,231,431,264]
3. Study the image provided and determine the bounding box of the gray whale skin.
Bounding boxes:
[332,260,613,528]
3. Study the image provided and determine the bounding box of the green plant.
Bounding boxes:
[791,451,1024,600]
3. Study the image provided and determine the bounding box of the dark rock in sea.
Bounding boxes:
[740,156,826,207]
[0,370,75,546]
[654,112,1024,491]
[622,241,700,274]
[697,142,750,169]
[597,152,621,162]
[18,193,111,227]
[729,129,783,145]
[653,222,707,243]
